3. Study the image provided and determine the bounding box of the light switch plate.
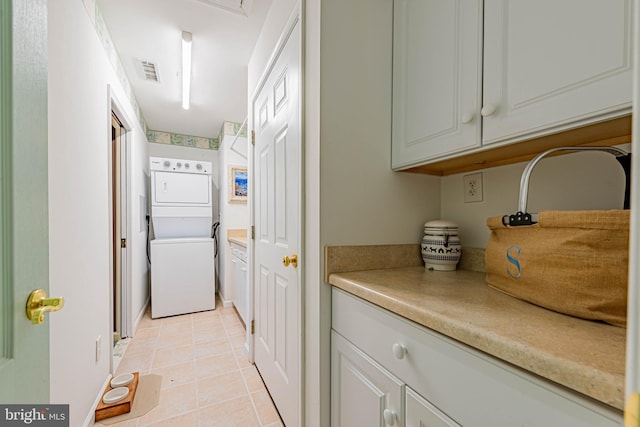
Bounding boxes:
[463,172,483,203]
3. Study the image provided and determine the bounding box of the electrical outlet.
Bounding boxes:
[96,335,102,362]
[463,172,483,203]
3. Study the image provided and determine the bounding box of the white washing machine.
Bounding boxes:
[150,237,215,318]
[149,157,216,318]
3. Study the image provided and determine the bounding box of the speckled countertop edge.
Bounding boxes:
[227,228,247,247]
[329,267,625,411]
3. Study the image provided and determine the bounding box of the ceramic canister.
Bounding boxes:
[421,220,462,271]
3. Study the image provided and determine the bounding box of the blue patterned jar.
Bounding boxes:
[421,220,462,271]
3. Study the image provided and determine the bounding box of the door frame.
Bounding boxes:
[248,5,304,421]
[107,86,133,346]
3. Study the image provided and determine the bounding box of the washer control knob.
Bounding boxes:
[176,162,182,168]
[196,163,203,171]
[185,163,190,169]
[163,160,170,168]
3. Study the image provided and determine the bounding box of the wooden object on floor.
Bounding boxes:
[95,372,140,421]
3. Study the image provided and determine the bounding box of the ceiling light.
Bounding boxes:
[182,31,192,110]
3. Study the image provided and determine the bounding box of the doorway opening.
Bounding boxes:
[111,112,127,345]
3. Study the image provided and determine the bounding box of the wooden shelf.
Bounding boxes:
[400,115,632,176]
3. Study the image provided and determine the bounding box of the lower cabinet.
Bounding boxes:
[332,330,459,427]
[331,288,622,427]
[331,331,404,427]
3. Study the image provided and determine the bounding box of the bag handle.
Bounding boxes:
[506,146,631,226]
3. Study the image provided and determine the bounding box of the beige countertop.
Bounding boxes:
[328,266,625,410]
[227,228,247,248]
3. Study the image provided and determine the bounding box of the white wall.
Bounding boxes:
[441,146,630,248]
[311,1,442,425]
[247,0,299,98]
[217,134,248,304]
[48,1,148,424]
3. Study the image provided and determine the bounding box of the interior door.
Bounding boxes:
[252,17,301,427]
[111,113,123,342]
[0,0,51,403]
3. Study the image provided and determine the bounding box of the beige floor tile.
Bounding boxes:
[233,348,252,369]
[197,395,260,427]
[191,309,219,322]
[136,314,156,330]
[160,314,193,327]
[140,410,197,427]
[194,337,232,359]
[125,338,159,357]
[156,330,193,349]
[251,390,281,425]
[194,352,238,379]
[115,352,154,376]
[152,344,194,369]
[193,324,227,344]
[241,366,265,393]
[94,417,139,427]
[131,327,161,341]
[151,361,196,390]
[197,371,247,408]
[224,324,246,338]
[137,382,198,426]
[110,304,277,427]
[159,321,194,338]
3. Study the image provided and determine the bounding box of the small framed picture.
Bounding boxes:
[229,166,248,203]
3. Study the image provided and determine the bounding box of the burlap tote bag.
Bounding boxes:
[485,147,631,327]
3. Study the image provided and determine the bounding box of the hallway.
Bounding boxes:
[95,299,283,427]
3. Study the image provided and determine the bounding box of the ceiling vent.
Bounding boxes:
[195,0,253,16]
[138,60,160,83]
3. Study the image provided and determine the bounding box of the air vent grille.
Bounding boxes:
[140,60,160,83]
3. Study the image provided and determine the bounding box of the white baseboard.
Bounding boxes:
[133,297,150,333]
[82,374,112,427]
[219,293,234,308]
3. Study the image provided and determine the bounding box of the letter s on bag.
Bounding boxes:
[506,246,522,279]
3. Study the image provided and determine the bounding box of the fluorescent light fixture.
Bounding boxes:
[182,31,192,110]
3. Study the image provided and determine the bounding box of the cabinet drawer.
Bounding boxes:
[332,288,622,427]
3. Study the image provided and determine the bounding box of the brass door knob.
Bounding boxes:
[26,289,64,325]
[282,254,298,268]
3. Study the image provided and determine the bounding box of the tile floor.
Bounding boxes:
[95,298,284,427]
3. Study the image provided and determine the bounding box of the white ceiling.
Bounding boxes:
[96,0,272,139]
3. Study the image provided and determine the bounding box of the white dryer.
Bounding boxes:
[149,157,216,318]
[150,157,213,238]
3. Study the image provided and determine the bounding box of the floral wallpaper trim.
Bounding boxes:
[218,121,248,143]
[147,130,219,150]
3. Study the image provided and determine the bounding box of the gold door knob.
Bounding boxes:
[26,289,64,325]
[282,254,298,268]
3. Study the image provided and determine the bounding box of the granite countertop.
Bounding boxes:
[328,265,626,411]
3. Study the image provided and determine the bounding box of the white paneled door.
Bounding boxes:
[252,16,301,427]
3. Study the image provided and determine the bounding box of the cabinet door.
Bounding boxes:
[482,0,632,145]
[392,0,483,169]
[406,387,460,427]
[331,331,404,427]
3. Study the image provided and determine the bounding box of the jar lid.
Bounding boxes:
[423,219,458,229]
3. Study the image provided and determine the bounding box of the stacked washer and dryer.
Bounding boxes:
[149,157,216,318]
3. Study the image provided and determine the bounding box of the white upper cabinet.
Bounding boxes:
[392,0,632,170]
[392,0,483,168]
[482,0,632,145]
